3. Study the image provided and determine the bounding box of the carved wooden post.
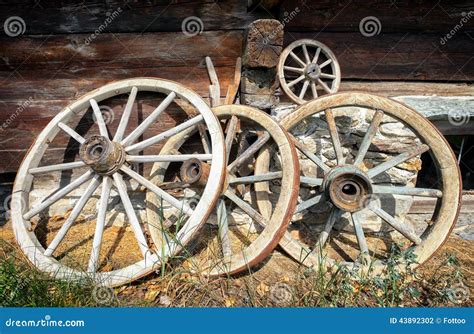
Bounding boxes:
[241,19,283,111]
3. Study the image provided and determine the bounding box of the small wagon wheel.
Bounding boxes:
[278,39,341,105]
[146,105,299,276]
[11,78,225,287]
[255,92,461,274]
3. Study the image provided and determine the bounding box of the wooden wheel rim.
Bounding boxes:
[255,92,462,273]
[11,78,225,287]
[278,39,341,105]
[146,105,299,276]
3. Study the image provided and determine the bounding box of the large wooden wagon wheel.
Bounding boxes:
[278,39,341,105]
[255,92,461,273]
[146,105,299,276]
[11,78,225,287]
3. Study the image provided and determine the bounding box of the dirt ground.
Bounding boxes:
[1,215,472,307]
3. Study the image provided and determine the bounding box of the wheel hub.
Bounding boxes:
[79,136,125,175]
[322,166,373,213]
[180,158,210,188]
[304,63,321,81]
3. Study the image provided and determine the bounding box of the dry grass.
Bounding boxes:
[1,218,472,308]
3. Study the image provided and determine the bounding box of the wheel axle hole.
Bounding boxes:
[89,145,104,158]
[342,183,358,196]
[188,163,201,178]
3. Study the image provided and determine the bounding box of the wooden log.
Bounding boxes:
[0,31,243,71]
[0,67,236,102]
[243,19,284,68]
[280,0,474,32]
[283,32,474,81]
[0,0,270,35]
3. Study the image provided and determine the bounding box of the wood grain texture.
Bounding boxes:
[0,0,271,35]
[284,32,474,81]
[243,19,283,68]
[0,31,243,71]
[280,0,474,32]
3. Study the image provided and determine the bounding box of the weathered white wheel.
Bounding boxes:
[255,92,461,274]
[11,78,225,287]
[146,105,299,276]
[278,39,341,105]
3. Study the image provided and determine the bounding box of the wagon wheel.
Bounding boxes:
[255,92,461,273]
[278,39,341,105]
[11,78,225,287]
[146,105,299,276]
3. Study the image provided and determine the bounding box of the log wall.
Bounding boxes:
[0,0,473,173]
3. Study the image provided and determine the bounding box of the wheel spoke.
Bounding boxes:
[225,116,239,161]
[217,199,232,257]
[284,66,304,74]
[23,170,94,220]
[354,110,384,166]
[367,144,429,178]
[289,133,330,172]
[125,115,204,153]
[317,78,332,93]
[127,154,212,163]
[313,207,342,250]
[44,175,101,256]
[87,176,112,272]
[351,212,369,257]
[325,109,344,165]
[295,194,323,214]
[320,73,336,80]
[29,161,86,175]
[224,189,268,227]
[299,80,310,99]
[58,122,85,145]
[229,171,282,185]
[311,47,321,64]
[289,51,306,67]
[112,173,151,257]
[300,176,323,186]
[114,86,138,141]
[90,99,109,138]
[319,58,332,69]
[227,132,270,173]
[197,124,212,154]
[302,44,311,64]
[372,185,443,198]
[121,92,176,147]
[310,82,318,99]
[367,204,422,244]
[287,75,305,88]
[120,165,193,215]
